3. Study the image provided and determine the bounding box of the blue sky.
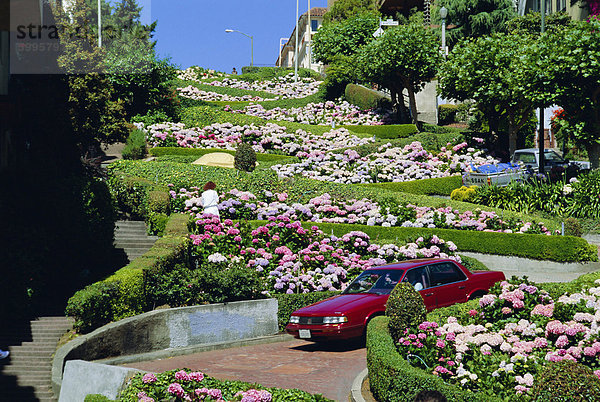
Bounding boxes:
[146,1,328,73]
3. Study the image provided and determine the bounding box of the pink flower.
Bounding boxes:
[189,371,204,382]
[167,382,186,398]
[468,309,478,317]
[502,307,512,315]
[142,373,157,383]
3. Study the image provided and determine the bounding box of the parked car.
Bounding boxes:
[512,148,590,173]
[285,258,505,341]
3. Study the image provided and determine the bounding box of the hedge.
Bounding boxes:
[273,291,340,331]
[290,222,597,263]
[340,124,418,140]
[65,213,191,333]
[360,176,462,196]
[438,103,459,126]
[179,106,266,129]
[366,316,498,402]
[148,147,295,163]
[344,83,391,111]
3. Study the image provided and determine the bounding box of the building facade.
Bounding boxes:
[276,7,327,73]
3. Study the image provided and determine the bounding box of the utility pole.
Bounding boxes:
[538,0,546,174]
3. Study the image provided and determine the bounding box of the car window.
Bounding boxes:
[343,269,403,295]
[428,263,466,286]
[515,153,536,163]
[402,267,430,291]
[545,151,564,162]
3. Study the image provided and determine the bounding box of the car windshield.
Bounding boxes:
[342,269,403,295]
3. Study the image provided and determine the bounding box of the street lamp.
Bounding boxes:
[225,29,254,67]
[439,6,448,57]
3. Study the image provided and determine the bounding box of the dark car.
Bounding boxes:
[285,258,505,341]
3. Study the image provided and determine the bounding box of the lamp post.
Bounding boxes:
[538,0,546,174]
[98,0,102,47]
[294,0,299,82]
[439,6,447,57]
[225,29,254,67]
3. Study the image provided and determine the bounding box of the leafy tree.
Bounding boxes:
[312,12,379,64]
[358,23,442,125]
[321,54,360,100]
[324,0,380,23]
[506,11,573,35]
[434,0,516,46]
[53,0,129,154]
[439,33,540,158]
[535,17,600,168]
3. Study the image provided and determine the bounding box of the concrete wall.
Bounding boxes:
[58,360,142,402]
[53,299,278,396]
[414,80,438,125]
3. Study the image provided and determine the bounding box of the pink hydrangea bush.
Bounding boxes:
[396,278,600,399]
[170,187,554,235]
[272,141,498,184]
[190,215,461,294]
[207,73,322,99]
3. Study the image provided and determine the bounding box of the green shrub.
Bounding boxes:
[450,185,478,202]
[146,211,169,236]
[385,282,427,342]
[273,291,340,331]
[147,190,170,214]
[180,106,265,129]
[192,263,265,304]
[121,129,147,160]
[366,316,495,402]
[420,123,464,134]
[361,176,462,196]
[425,299,480,325]
[84,395,113,402]
[235,142,257,172]
[459,255,489,272]
[344,83,391,110]
[65,214,190,333]
[438,104,458,125]
[564,217,583,237]
[341,124,418,139]
[131,110,170,127]
[530,360,600,401]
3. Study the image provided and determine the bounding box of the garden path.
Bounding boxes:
[121,338,366,402]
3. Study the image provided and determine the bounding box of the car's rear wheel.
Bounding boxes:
[469,290,487,300]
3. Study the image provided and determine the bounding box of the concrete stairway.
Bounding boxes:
[0,316,74,401]
[114,220,158,262]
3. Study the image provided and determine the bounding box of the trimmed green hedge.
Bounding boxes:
[273,291,340,331]
[344,83,391,111]
[340,124,418,139]
[438,104,459,125]
[65,214,191,333]
[367,316,497,402]
[149,147,295,163]
[291,222,597,263]
[360,176,462,196]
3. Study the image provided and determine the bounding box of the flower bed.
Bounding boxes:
[228,100,394,125]
[190,215,460,294]
[178,85,267,102]
[178,67,227,81]
[120,369,331,401]
[173,188,555,235]
[144,122,373,156]
[272,142,498,184]
[394,278,600,399]
[207,73,322,99]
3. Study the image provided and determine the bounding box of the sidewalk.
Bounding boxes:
[121,337,366,402]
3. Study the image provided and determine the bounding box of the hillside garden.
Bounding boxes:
[67,63,600,401]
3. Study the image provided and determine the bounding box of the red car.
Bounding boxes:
[285,258,505,341]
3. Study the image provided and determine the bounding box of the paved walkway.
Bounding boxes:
[122,338,366,402]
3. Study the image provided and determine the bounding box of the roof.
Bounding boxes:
[308,7,328,17]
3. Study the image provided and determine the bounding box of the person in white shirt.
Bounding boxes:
[201,181,220,218]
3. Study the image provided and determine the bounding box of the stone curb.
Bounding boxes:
[350,368,368,402]
[93,333,295,366]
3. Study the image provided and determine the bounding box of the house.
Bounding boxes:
[276,7,327,73]
[517,0,589,20]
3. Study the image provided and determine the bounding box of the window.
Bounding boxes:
[402,267,430,291]
[343,269,403,295]
[428,263,466,286]
[515,152,536,164]
[311,19,319,31]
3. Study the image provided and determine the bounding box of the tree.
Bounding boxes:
[53,0,129,154]
[324,0,380,23]
[358,23,442,125]
[434,0,516,46]
[439,33,540,158]
[535,17,600,168]
[312,12,379,64]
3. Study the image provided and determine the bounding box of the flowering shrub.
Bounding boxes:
[178,85,266,102]
[178,67,227,81]
[272,142,498,184]
[144,122,373,155]
[170,188,554,235]
[190,215,460,294]
[395,278,600,399]
[229,99,394,126]
[120,368,329,401]
[207,74,322,99]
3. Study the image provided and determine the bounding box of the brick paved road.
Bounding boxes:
[122,338,366,402]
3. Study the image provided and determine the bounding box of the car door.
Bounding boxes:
[402,266,436,310]
[427,262,468,308]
